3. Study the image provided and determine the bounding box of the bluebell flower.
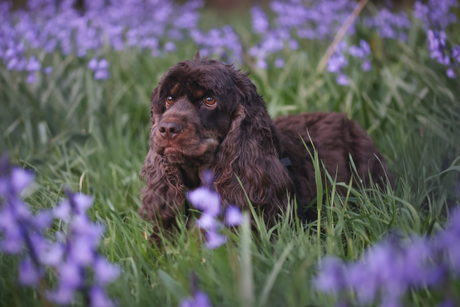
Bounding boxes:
[447,68,456,78]
[361,60,372,72]
[26,56,41,72]
[89,286,116,307]
[336,74,349,86]
[47,284,76,305]
[196,213,219,230]
[180,291,213,307]
[359,40,371,55]
[327,53,348,74]
[204,229,227,249]
[94,256,121,285]
[87,58,98,70]
[164,41,176,52]
[41,65,52,75]
[274,58,285,68]
[314,257,347,294]
[26,73,36,84]
[288,39,299,50]
[348,45,364,58]
[452,45,460,63]
[257,59,268,70]
[188,187,221,217]
[251,7,269,34]
[19,258,42,286]
[224,206,243,227]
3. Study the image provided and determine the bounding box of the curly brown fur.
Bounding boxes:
[139,55,393,243]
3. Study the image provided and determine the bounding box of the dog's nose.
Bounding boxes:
[158,121,183,140]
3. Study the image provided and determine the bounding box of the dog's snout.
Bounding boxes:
[158,121,183,140]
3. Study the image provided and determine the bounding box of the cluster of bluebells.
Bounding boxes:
[362,5,410,42]
[0,155,120,307]
[191,26,242,64]
[248,0,410,73]
[325,40,372,86]
[187,171,243,249]
[0,0,243,83]
[314,208,460,306]
[413,0,459,78]
[88,58,111,80]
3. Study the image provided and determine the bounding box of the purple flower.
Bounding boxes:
[256,59,268,69]
[57,261,84,289]
[288,39,299,50]
[188,187,221,217]
[89,286,116,307]
[19,258,41,286]
[180,291,213,307]
[205,230,227,249]
[98,59,110,70]
[26,56,41,72]
[196,213,219,230]
[361,60,372,72]
[314,257,346,293]
[348,45,364,58]
[201,169,214,188]
[452,45,460,63]
[336,74,349,86]
[54,193,93,220]
[41,66,52,75]
[11,167,34,193]
[94,257,121,285]
[224,206,243,227]
[327,53,348,73]
[47,284,76,305]
[87,58,98,71]
[39,243,64,266]
[26,73,36,84]
[360,40,371,55]
[251,7,269,34]
[94,69,110,80]
[274,57,285,68]
[164,41,176,52]
[32,211,53,230]
[447,68,456,78]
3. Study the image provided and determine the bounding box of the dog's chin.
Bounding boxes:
[159,147,187,164]
[159,147,212,165]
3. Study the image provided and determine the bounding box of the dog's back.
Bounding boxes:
[273,112,393,208]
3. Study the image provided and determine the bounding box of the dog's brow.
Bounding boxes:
[193,89,203,98]
[170,83,179,96]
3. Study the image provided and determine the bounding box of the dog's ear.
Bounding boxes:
[149,86,160,126]
[193,50,200,61]
[212,72,293,223]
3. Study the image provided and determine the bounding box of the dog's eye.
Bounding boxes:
[204,96,216,107]
[165,96,173,105]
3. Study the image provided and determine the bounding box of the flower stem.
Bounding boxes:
[316,0,370,74]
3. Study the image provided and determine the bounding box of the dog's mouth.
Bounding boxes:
[157,138,219,163]
[164,145,180,155]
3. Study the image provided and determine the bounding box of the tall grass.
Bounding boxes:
[1,11,460,307]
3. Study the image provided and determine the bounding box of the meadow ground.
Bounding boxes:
[1,2,460,306]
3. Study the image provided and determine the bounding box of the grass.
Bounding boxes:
[1,11,460,307]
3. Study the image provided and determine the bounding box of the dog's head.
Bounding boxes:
[149,54,265,164]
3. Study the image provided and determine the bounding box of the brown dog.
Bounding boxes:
[139,54,393,241]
